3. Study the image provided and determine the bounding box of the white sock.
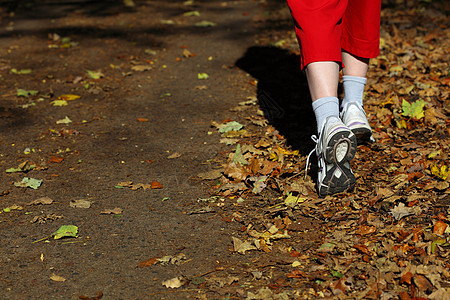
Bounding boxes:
[341,75,367,109]
[312,96,340,134]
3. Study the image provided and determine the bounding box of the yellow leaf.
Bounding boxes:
[51,100,68,106]
[431,164,449,180]
[57,94,80,101]
[50,274,66,282]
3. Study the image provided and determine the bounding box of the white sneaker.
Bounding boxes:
[307,116,357,196]
[340,102,375,143]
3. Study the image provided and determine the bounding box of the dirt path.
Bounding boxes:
[0,1,449,299]
[0,1,276,298]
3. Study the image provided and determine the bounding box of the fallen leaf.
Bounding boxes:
[6,160,36,173]
[182,49,192,57]
[355,225,377,235]
[79,291,103,300]
[86,70,104,79]
[100,207,123,215]
[17,88,38,97]
[232,144,248,165]
[231,237,257,254]
[195,21,216,27]
[50,274,66,282]
[14,177,43,189]
[156,253,186,265]
[197,73,209,79]
[51,100,68,106]
[138,257,159,268]
[402,99,426,120]
[11,68,32,74]
[413,274,434,292]
[183,11,200,17]
[390,203,421,220]
[151,181,163,189]
[167,152,181,159]
[70,199,92,209]
[131,65,152,72]
[56,116,72,124]
[216,121,243,133]
[137,117,149,122]
[162,277,186,289]
[49,156,64,163]
[57,94,80,101]
[400,271,414,285]
[430,163,449,180]
[3,204,23,212]
[52,225,78,239]
[284,193,306,208]
[433,220,448,235]
[28,197,54,206]
[223,162,250,181]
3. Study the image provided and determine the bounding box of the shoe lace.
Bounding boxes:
[305,135,318,179]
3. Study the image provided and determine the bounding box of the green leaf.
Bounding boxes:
[431,238,446,254]
[218,121,243,133]
[195,21,216,27]
[14,177,43,189]
[51,100,68,106]
[86,70,104,80]
[52,225,78,240]
[56,116,72,124]
[330,269,344,278]
[402,99,426,119]
[197,73,209,80]
[17,89,38,97]
[232,144,248,165]
[11,68,32,75]
[252,176,267,194]
[284,193,306,208]
[184,11,200,17]
[6,161,36,173]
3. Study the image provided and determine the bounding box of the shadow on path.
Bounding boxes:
[235,46,316,156]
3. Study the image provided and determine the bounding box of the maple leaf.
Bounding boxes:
[401,99,426,120]
[430,164,449,180]
[223,162,250,181]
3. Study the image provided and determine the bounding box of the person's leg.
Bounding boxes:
[287,0,357,196]
[306,61,340,134]
[340,0,381,143]
[341,52,368,109]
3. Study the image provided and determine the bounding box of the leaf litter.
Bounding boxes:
[185,2,450,298]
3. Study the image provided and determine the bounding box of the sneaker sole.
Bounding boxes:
[319,130,357,196]
[350,127,373,144]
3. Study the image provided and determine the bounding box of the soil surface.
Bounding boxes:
[0,1,449,300]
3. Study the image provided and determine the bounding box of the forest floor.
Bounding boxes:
[0,0,448,299]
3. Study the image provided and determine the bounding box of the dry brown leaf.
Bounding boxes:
[413,274,434,292]
[100,207,123,215]
[28,197,54,205]
[223,162,250,181]
[432,220,448,235]
[162,277,186,289]
[70,199,92,209]
[355,225,376,236]
[138,257,159,268]
[167,152,181,159]
[150,181,163,189]
[50,274,66,282]
[49,156,64,163]
[231,237,257,254]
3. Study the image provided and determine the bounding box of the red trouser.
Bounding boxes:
[286,0,381,69]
